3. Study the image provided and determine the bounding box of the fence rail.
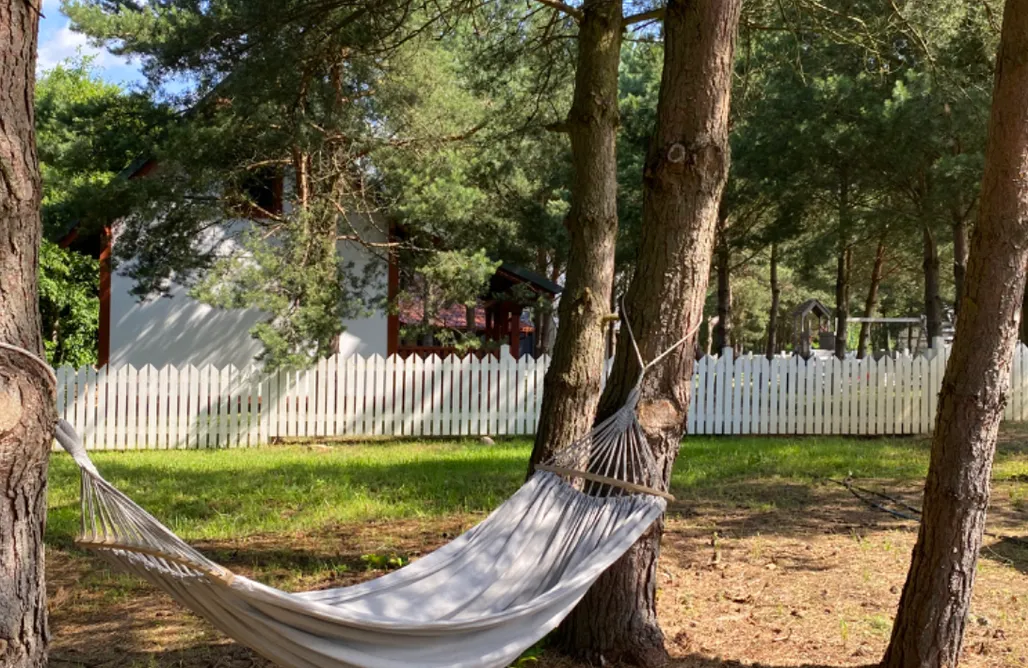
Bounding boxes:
[53,344,1028,450]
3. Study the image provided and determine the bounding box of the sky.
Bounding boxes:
[36,0,146,87]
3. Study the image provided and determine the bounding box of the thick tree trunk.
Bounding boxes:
[528,0,622,472]
[923,224,944,346]
[834,244,852,359]
[857,239,886,359]
[834,170,851,359]
[0,1,55,665]
[714,215,732,351]
[952,214,969,318]
[1021,268,1028,346]
[554,1,741,665]
[883,2,1028,665]
[765,242,780,359]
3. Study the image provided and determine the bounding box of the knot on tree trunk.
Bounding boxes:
[638,399,684,432]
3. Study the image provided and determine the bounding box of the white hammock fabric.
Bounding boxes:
[55,400,667,668]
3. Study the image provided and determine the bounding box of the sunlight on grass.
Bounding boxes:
[47,433,1028,544]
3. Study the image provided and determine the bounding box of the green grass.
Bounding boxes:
[46,434,1028,544]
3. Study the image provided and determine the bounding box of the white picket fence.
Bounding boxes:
[53,344,1028,450]
[685,348,951,436]
[55,345,546,450]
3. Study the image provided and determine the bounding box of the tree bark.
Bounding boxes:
[765,242,780,359]
[923,223,944,346]
[1021,266,1028,346]
[857,239,886,359]
[714,214,732,351]
[528,0,623,472]
[952,213,969,319]
[0,1,55,665]
[883,2,1028,665]
[834,244,852,359]
[834,169,851,359]
[554,1,741,665]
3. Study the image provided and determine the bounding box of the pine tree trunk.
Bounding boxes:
[834,244,852,359]
[714,216,732,351]
[528,0,622,472]
[857,239,886,359]
[1020,270,1028,346]
[952,214,968,319]
[554,1,741,664]
[765,242,780,359]
[834,170,852,359]
[883,2,1028,664]
[0,1,54,664]
[923,224,943,345]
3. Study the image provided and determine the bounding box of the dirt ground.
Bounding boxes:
[47,480,1028,668]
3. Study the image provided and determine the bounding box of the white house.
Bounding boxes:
[63,158,558,369]
[107,228,390,369]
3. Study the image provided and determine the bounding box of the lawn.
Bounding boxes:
[46,431,1028,668]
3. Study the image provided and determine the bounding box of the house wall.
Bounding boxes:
[109,215,389,368]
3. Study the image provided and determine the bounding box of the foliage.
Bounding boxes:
[54,0,1002,364]
[692,0,996,353]
[397,249,500,352]
[34,58,170,368]
[35,56,172,238]
[63,0,577,368]
[37,240,99,367]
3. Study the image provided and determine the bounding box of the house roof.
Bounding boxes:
[791,298,833,320]
[495,264,562,295]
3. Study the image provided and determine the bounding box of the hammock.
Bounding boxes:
[4,312,687,668]
[53,384,673,668]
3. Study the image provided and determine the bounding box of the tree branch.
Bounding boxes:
[623,7,663,26]
[534,0,583,22]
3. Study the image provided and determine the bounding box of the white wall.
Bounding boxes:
[109,215,389,368]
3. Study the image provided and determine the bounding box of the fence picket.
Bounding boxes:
[767,357,780,434]
[72,367,86,446]
[441,356,454,436]
[755,356,768,435]
[124,365,139,449]
[730,352,742,435]
[899,357,910,435]
[791,356,803,435]
[702,356,716,434]
[737,355,750,435]
[94,366,108,450]
[693,357,707,434]
[714,349,728,435]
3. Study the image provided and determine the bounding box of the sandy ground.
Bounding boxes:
[47,480,1027,668]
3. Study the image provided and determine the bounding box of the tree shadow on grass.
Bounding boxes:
[50,642,271,668]
[46,450,526,546]
[46,455,920,557]
[46,439,1026,561]
[667,657,873,668]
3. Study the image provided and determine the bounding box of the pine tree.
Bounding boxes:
[0,0,55,663]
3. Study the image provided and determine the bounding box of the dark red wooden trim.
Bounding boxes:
[57,228,79,248]
[508,305,519,357]
[132,159,160,179]
[97,225,112,367]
